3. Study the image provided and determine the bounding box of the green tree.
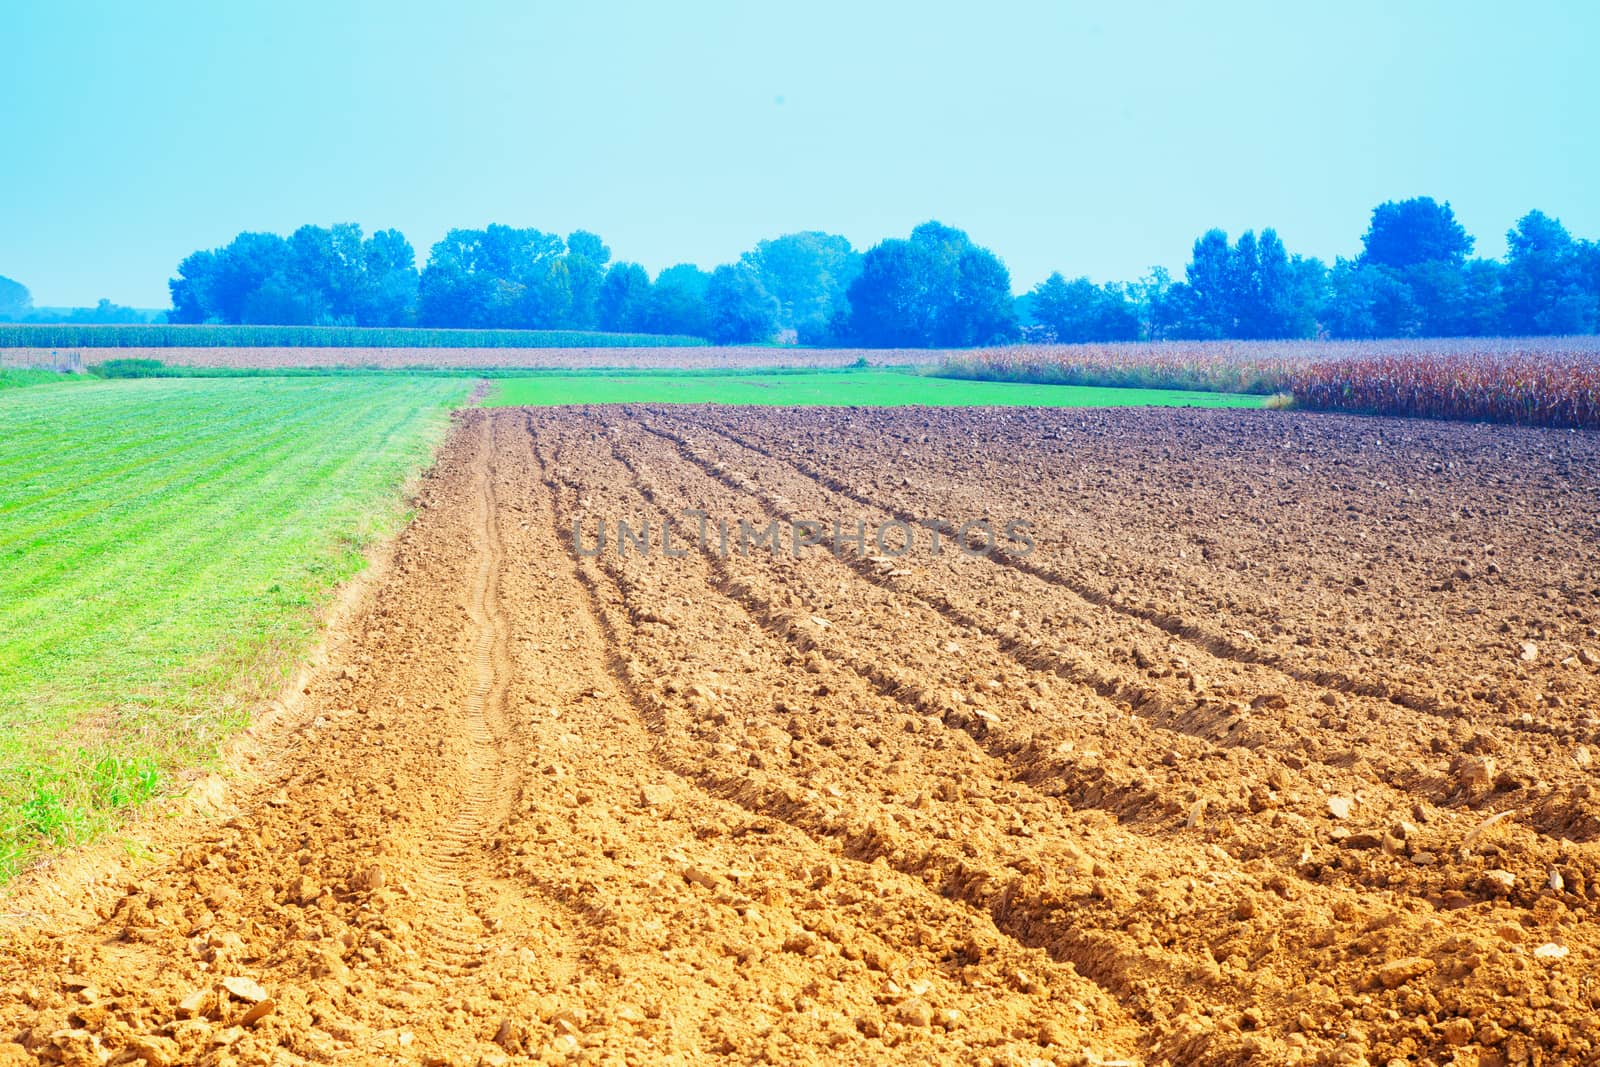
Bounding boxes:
[843,222,1018,347]
[946,245,1020,345]
[1028,273,1137,342]
[1457,259,1506,336]
[356,228,419,326]
[1248,229,1323,339]
[843,240,927,346]
[418,225,563,328]
[644,264,711,337]
[560,231,610,329]
[705,264,778,344]
[1360,197,1473,269]
[64,299,147,324]
[740,231,861,341]
[1181,229,1234,338]
[1132,267,1175,340]
[597,262,652,332]
[1503,210,1595,334]
[169,250,219,323]
[1351,198,1478,336]
[213,232,294,324]
[1170,228,1320,339]
[0,275,32,320]
[1322,259,1421,339]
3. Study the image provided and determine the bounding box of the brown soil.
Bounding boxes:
[2,406,1597,1067]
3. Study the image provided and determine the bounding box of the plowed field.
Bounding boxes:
[3,405,1598,1067]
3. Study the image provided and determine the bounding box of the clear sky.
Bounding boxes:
[3,0,1595,307]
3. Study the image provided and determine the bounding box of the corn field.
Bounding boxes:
[937,338,1600,429]
[937,342,1302,394]
[1290,353,1600,429]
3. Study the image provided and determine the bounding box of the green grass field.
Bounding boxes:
[486,368,1270,407]
[0,368,83,391]
[0,377,467,880]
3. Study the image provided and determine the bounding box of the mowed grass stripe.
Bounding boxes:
[0,378,467,880]
[0,386,414,623]
[14,397,433,686]
[0,380,459,682]
[0,399,409,698]
[0,403,345,604]
[0,379,342,527]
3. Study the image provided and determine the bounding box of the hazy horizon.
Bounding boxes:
[4,0,1595,308]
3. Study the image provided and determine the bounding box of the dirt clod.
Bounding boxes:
[5,407,1599,1067]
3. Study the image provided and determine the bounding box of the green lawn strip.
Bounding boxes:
[0,400,401,684]
[0,384,403,616]
[485,369,1269,407]
[0,380,322,520]
[0,377,466,880]
[0,369,86,391]
[0,389,360,597]
[0,380,457,700]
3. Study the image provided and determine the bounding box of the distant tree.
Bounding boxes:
[528,258,574,328]
[166,225,418,326]
[1249,229,1326,339]
[560,230,610,330]
[1028,273,1138,342]
[1346,197,1481,336]
[243,272,319,325]
[65,299,149,324]
[946,245,1020,345]
[417,231,490,328]
[212,232,294,324]
[1288,256,1330,337]
[704,264,778,344]
[1581,240,1600,323]
[841,240,928,346]
[417,225,563,328]
[355,228,420,326]
[597,262,652,332]
[1132,267,1175,340]
[1457,258,1506,336]
[1178,229,1234,338]
[843,222,1018,347]
[1168,228,1321,339]
[0,275,31,320]
[1027,274,1071,335]
[1503,210,1596,334]
[169,250,219,323]
[740,231,861,341]
[1226,230,1262,334]
[284,223,352,323]
[1360,197,1473,270]
[1322,259,1422,339]
[1403,259,1477,336]
[644,264,711,337]
[565,230,610,266]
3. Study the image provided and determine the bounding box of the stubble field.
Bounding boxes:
[2,403,1598,1066]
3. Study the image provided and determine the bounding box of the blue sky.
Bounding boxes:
[3,0,1595,307]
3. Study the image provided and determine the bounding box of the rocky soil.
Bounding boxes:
[2,405,1596,1066]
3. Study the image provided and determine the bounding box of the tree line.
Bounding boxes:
[1027,200,1599,343]
[112,199,1600,344]
[0,277,157,325]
